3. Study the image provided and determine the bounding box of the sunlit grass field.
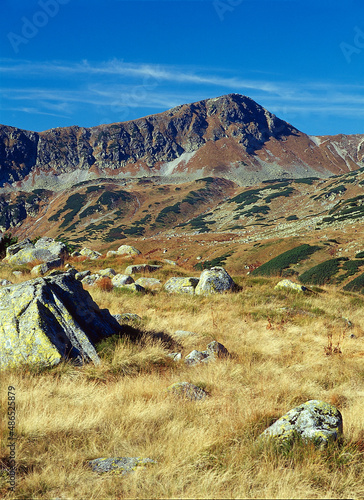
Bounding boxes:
[1,265,364,499]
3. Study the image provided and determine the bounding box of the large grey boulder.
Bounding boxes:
[135,277,162,288]
[98,268,116,278]
[5,238,68,266]
[195,267,235,296]
[164,277,199,295]
[259,400,343,447]
[0,271,121,369]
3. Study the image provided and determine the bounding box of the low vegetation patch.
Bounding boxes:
[252,244,321,277]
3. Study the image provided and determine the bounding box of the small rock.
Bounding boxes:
[0,279,12,286]
[88,457,156,475]
[79,248,102,260]
[163,259,177,266]
[113,313,142,323]
[166,382,207,400]
[185,341,230,366]
[135,277,161,288]
[81,274,101,286]
[75,270,91,281]
[116,245,141,256]
[174,330,197,337]
[120,283,145,293]
[12,271,23,277]
[31,258,63,277]
[167,352,182,362]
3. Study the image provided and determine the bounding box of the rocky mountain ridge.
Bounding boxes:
[1,94,364,190]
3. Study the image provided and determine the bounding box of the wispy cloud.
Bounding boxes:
[1,58,364,128]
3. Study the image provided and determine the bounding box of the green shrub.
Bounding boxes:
[0,233,18,259]
[299,259,342,285]
[252,244,321,277]
[343,273,364,293]
[355,251,364,259]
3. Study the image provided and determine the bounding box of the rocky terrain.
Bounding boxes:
[1,94,363,191]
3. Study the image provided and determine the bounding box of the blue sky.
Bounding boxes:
[1,0,364,135]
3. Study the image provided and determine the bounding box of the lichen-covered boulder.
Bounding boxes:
[274,279,307,292]
[113,313,142,323]
[79,247,102,260]
[111,274,134,287]
[98,268,116,278]
[166,382,208,401]
[135,277,162,288]
[6,238,68,266]
[81,274,102,286]
[125,264,161,274]
[31,258,63,277]
[121,283,145,293]
[0,271,121,369]
[75,270,91,281]
[259,400,343,447]
[115,245,141,256]
[164,277,199,295]
[195,267,235,296]
[88,457,155,475]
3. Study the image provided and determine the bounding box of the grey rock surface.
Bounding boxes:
[164,277,199,295]
[195,267,235,295]
[166,381,208,400]
[88,457,156,474]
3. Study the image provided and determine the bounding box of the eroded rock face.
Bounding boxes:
[0,271,121,369]
[259,400,343,447]
[195,267,235,295]
[5,237,67,266]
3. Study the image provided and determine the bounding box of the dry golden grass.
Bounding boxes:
[1,274,364,499]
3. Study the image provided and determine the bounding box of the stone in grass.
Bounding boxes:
[113,313,142,323]
[174,330,198,337]
[274,279,307,292]
[164,277,199,295]
[0,279,12,286]
[185,341,229,366]
[135,277,162,288]
[166,382,208,401]
[98,268,116,278]
[88,457,156,475]
[125,264,161,274]
[259,400,343,448]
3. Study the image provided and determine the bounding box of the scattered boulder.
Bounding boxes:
[71,251,81,257]
[110,245,141,257]
[12,271,23,277]
[0,271,122,369]
[135,277,162,289]
[79,247,102,260]
[122,283,145,293]
[195,267,235,296]
[111,274,134,287]
[167,352,182,361]
[163,259,177,266]
[274,279,307,292]
[166,382,208,401]
[259,400,343,447]
[164,277,199,295]
[5,237,68,266]
[125,264,161,274]
[185,341,229,366]
[81,274,102,286]
[75,270,91,281]
[88,457,155,475]
[98,268,116,278]
[31,258,63,277]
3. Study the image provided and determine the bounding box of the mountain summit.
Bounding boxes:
[0,94,363,189]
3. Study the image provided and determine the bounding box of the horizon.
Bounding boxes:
[1,0,364,136]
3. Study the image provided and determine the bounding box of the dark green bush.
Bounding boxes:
[343,273,364,293]
[299,259,342,285]
[252,244,321,277]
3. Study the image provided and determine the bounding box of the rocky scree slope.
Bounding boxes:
[1,94,363,190]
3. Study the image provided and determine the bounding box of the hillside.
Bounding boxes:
[1,94,363,190]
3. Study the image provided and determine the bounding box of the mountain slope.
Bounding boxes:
[1,94,363,190]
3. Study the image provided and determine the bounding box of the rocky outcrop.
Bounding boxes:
[259,400,343,447]
[5,237,67,266]
[195,267,235,295]
[0,271,121,369]
[1,94,363,190]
